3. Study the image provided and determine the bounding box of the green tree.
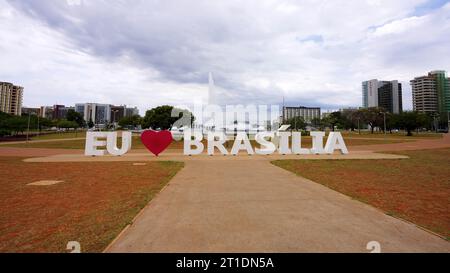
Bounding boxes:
[360,107,384,134]
[57,120,79,130]
[322,112,342,131]
[66,109,85,127]
[385,113,398,133]
[396,111,429,136]
[5,116,28,135]
[341,109,363,131]
[0,112,12,136]
[286,116,307,131]
[142,105,194,130]
[119,115,142,129]
[311,117,323,130]
[39,117,53,130]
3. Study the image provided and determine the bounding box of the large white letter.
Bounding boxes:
[85,132,108,156]
[278,132,292,155]
[325,132,349,154]
[255,132,276,155]
[292,132,310,155]
[207,132,228,156]
[107,132,132,156]
[184,131,204,156]
[231,132,254,155]
[310,132,326,155]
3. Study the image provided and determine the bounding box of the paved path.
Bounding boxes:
[106,159,449,253]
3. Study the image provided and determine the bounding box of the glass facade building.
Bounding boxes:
[362,79,403,114]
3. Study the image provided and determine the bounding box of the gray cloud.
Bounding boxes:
[1,0,450,112]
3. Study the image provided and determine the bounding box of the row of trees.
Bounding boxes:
[0,110,86,137]
[2,105,444,137]
[118,105,194,130]
[286,107,442,136]
[1,105,193,137]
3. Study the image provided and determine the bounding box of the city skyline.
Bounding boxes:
[1,0,450,114]
[10,69,448,115]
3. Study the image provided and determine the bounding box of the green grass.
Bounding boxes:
[341,131,443,139]
[31,131,87,140]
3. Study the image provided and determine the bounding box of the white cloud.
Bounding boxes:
[371,16,426,37]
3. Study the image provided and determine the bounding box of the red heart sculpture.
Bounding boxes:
[141,130,173,156]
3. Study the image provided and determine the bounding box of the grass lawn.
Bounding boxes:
[272,148,450,239]
[2,136,415,150]
[0,157,184,253]
[31,131,87,140]
[341,131,443,139]
[2,136,145,150]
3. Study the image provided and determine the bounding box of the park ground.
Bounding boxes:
[0,157,183,253]
[0,131,449,252]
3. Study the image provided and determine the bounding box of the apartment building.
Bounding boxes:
[411,71,450,114]
[0,82,24,116]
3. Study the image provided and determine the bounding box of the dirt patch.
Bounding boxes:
[28,180,65,186]
[0,157,183,253]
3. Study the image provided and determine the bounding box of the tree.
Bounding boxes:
[286,116,307,131]
[385,113,398,133]
[396,111,429,136]
[119,115,142,129]
[0,112,12,136]
[5,116,28,135]
[57,120,79,130]
[322,112,342,131]
[360,107,385,134]
[66,109,85,128]
[39,117,53,130]
[311,117,323,130]
[341,109,362,131]
[142,105,194,130]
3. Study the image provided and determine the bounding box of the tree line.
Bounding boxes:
[286,107,446,136]
[0,106,192,137]
[2,105,445,137]
[0,110,85,137]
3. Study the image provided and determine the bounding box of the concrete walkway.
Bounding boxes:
[106,159,450,253]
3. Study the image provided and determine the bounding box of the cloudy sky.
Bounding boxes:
[1,0,449,113]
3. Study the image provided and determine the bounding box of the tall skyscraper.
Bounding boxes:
[362,80,403,114]
[411,71,450,114]
[0,82,24,116]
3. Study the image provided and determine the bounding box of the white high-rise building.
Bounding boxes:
[362,79,403,114]
[75,103,111,125]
